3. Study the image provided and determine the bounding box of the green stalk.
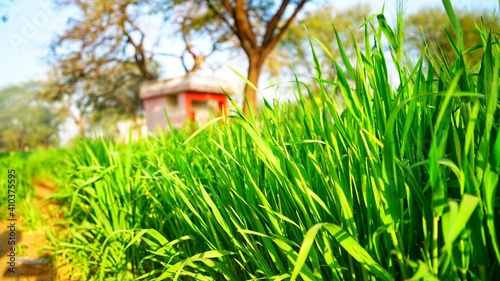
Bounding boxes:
[433,216,440,276]
[389,230,407,279]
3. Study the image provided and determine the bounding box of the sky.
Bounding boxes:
[1,0,498,89]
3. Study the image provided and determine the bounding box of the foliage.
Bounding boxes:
[43,0,163,137]
[273,3,372,82]
[41,59,148,138]
[200,0,312,114]
[156,0,232,73]
[405,6,500,70]
[0,148,69,221]
[0,82,60,151]
[51,0,159,80]
[45,2,500,280]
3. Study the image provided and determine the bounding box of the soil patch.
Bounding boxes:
[0,179,61,280]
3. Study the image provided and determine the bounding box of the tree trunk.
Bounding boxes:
[243,56,264,116]
[76,118,86,139]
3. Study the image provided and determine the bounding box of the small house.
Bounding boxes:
[139,73,234,132]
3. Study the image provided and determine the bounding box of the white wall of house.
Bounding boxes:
[116,118,147,142]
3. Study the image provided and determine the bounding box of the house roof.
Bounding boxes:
[139,73,235,99]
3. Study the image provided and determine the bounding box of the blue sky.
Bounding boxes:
[0,0,64,87]
[0,0,498,89]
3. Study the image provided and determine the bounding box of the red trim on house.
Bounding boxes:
[184,91,228,121]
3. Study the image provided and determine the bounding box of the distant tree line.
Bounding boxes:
[0,82,60,151]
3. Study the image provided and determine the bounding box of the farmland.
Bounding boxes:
[2,2,500,280]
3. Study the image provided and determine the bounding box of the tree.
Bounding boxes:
[51,0,158,78]
[42,50,156,138]
[45,0,161,137]
[0,82,60,151]
[162,0,233,74]
[405,6,500,70]
[203,0,311,114]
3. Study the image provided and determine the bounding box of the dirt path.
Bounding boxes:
[0,180,61,280]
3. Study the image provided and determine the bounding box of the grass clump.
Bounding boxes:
[46,2,500,280]
[0,148,68,222]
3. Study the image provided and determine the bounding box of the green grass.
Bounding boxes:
[0,148,68,222]
[18,1,500,280]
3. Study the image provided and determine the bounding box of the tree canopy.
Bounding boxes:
[200,0,312,114]
[273,3,372,82]
[0,82,60,151]
[405,6,500,70]
[44,0,162,137]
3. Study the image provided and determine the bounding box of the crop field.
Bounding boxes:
[2,2,500,280]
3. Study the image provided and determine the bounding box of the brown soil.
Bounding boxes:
[0,180,62,280]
